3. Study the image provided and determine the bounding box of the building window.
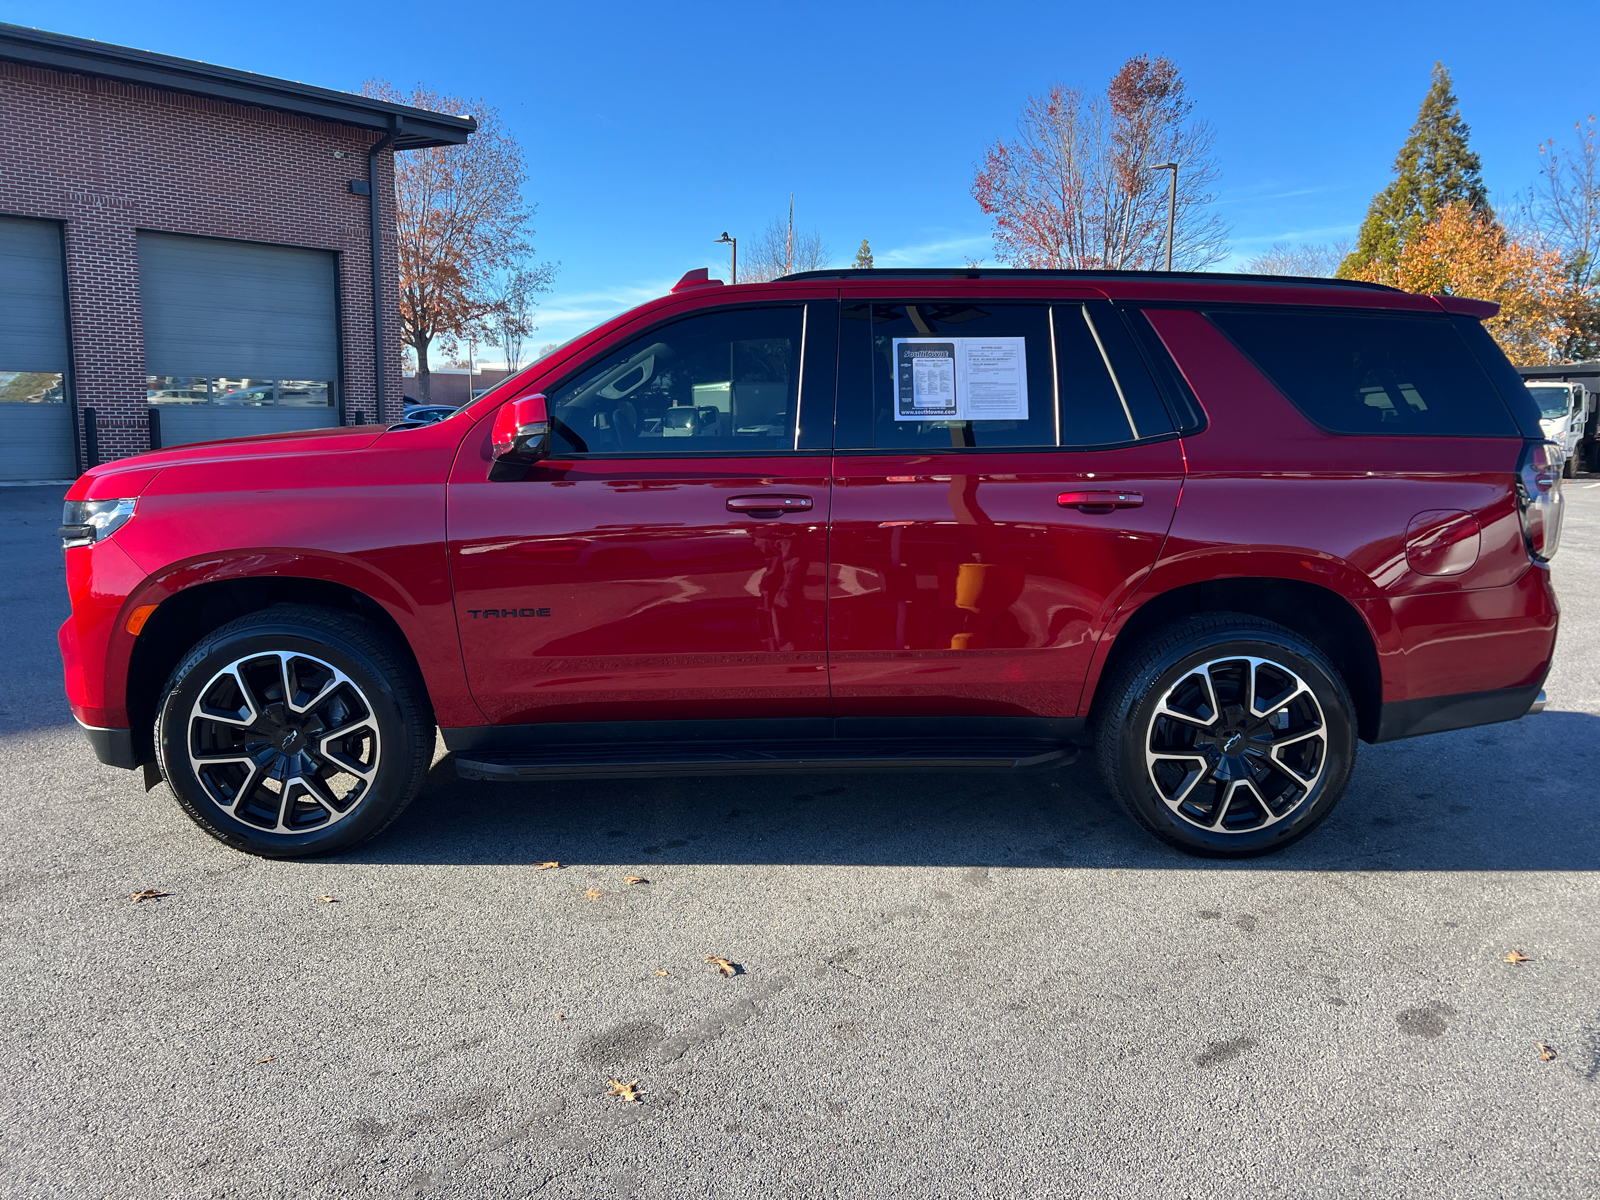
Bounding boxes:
[147,376,334,407]
[0,371,65,403]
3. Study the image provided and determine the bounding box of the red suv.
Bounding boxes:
[58,268,1563,858]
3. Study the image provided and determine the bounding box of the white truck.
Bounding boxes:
[1518,362,1598,477]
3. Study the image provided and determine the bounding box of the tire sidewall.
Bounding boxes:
[1114,628,1356,856]
[156,618,416,856]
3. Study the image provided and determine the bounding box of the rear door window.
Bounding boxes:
[835,300,1168,450]
[1206,308,1520,437]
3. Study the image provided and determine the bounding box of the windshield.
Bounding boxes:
[1527,385,1573,419]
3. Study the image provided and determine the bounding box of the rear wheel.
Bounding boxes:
[1095,614,1357,857]
[155,605,432,858]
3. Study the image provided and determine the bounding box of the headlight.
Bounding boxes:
[59,498,137,548]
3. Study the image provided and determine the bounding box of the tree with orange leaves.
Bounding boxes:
[1349,203,1578,365]
[363,82,553,402]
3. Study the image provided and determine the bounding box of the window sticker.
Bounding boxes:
[893,337,1028,421]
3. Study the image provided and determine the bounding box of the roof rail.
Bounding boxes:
[778,267,1400,293]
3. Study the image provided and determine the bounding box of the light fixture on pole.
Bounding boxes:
[1151,161,1179,272]
[715,232,737,285]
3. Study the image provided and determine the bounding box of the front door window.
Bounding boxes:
[547,306,803,454]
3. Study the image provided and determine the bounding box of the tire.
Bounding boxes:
[154,605,433,858]
[1094,613,1357,858]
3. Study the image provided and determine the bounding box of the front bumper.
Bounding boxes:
[77,718,137,769]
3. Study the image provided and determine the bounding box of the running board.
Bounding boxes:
[454,739,1077,782]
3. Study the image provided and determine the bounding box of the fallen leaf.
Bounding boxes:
[653,969,670,977]
[706,955,738,977]
[1538,1042,1557,1061]
[583,888,603,901]
[315,895,337,904]
[624,876,649,886]
[535,861,561,871]
[1504,949,1532,965]
[606,1079,643,1103]
[130,889,171,903]
[255,1056,275,1064]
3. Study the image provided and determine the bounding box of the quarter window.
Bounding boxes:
[1207,309,1521,437]
[546,306,804,455]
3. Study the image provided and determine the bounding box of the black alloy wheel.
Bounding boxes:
[1095,613,1357,857]
[155,605,432,858]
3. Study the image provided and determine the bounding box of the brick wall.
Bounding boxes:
[0,60,404,466]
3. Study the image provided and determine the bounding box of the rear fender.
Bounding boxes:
[1077,549,1395,725]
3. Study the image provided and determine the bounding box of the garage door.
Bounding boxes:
[139,233,340,447]
[0,218,76,481]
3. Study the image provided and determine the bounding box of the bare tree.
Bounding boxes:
[972,55,1227,271]
[1245,240,1352,277]
[741,214,830,282]
[1521,116,1600,358]
[487,266,554,372]
[364,81,548,402]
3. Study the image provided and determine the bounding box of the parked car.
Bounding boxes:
[399,403,459,426]
[58,267,1561,859]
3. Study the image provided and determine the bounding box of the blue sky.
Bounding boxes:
[6,0,1596,359]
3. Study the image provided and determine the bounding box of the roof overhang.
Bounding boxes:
[0,22,475,148]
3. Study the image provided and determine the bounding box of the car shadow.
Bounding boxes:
[335,708,1600,872]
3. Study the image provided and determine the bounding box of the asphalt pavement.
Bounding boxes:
[1,480,1597,1200]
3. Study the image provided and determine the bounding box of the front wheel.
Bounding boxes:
[1095,614,1357,857]
[155,605,433,858]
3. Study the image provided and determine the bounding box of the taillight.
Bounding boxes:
[1515,440,1564,562]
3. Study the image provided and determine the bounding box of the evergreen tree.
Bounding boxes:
[853,238,874,269]
[1339,63,1491,276]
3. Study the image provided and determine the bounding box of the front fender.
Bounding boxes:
[104,545,483,730]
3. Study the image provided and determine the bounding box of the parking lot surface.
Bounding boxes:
[1,482,1597,1200]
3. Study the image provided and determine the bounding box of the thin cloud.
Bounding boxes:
[877,233,994,268]
[1215,186,1330,206]
[1228,224,1358,249]
[522,280,674,345]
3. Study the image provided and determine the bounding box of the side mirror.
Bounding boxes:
[491,394,551,464]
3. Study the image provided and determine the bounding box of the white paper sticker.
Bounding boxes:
[893,337,1028,421]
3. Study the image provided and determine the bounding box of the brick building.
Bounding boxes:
[402,366,515,407]
[0,23,474,480]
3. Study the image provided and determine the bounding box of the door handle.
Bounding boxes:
[1058,490,1144,513]
[726,494,813,514]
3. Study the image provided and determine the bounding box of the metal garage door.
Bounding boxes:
[139,233,340,447]
[0,218,76,481]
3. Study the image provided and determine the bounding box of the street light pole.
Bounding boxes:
[1152,161,1179,271]
[715,232,738,285]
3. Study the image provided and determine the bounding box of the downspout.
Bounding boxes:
[366,117,400,424]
